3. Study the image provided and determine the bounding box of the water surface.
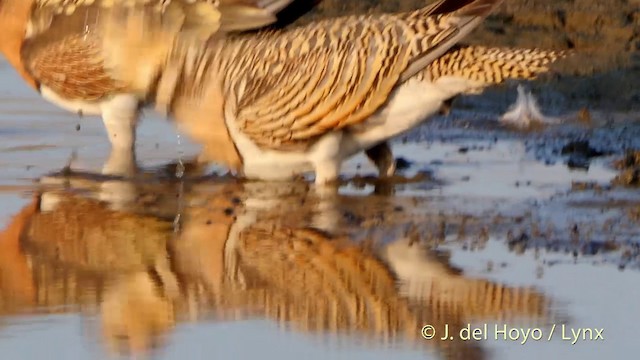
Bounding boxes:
[1,59,638,360]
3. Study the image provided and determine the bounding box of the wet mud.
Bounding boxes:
[611,150,640,186]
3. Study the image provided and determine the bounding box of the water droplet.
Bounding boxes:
[173,133,185,235]
[176,161,185,179]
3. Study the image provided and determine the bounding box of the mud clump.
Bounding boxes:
[612,150,640,187]
[561,140,607,170]
[561,140,606,158]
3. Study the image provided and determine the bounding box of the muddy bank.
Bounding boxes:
[291,0,640,111]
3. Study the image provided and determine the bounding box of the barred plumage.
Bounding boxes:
[419,45,568,83]
[232,11,482,148]
[145,0,567,184]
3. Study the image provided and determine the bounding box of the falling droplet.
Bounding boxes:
[176,160,185,179]
[173,212,182,232]
[173,132,185,235]
[175,133,185,179]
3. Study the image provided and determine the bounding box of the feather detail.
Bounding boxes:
[205,0,506,151]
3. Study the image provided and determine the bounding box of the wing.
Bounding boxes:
[218,0,303,30]
[232,0,503,151]
[28,0,302,37]
[22,0,307,101]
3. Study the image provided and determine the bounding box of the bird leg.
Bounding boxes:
[312,131,345,186]
[438,97,455,116]
[314,160,342,186]
[312,185,342,233]
[365,142,396,178]
[100,94,140,151]
[97,95,141,209]
[99,144,139,211]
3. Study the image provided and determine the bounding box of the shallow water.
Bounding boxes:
[1,60,639,360]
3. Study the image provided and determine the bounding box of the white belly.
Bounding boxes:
[344,78,455,152]
[230,129,344,181]
[225,76,482,181]
[40,86,104,116]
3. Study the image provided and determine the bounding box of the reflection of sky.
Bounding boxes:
[375,142,616,199]
[0,316,429,360]
[448,240,640,360]
[0,194,28,228]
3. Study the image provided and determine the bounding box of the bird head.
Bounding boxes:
[0,0,38,90]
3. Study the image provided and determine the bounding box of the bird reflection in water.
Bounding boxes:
[0,161,551,360]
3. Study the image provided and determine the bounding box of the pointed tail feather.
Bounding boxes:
[421,45,570,85]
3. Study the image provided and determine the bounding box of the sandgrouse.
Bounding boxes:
[0,0,567,184]
[137,0,566,184]
[0,0,307,156]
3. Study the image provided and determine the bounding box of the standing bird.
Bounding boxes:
[0,0,306,157]
[137,0,567,184]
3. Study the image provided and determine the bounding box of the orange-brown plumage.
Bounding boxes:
[27,34,126,101]
[0,0,38,90]
[0,0,311,164]
[0,0,314,101]
[0,197,38,311]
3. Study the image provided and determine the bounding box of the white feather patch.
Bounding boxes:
[500,85,562,128]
